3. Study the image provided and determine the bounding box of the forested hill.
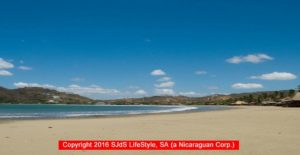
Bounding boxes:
[100,90,297,105]
[0,87,93,104]
[0,86,297,105]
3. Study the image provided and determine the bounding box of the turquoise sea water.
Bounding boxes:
[0,104,227,119]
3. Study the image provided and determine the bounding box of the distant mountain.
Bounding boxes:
[0,87,94,104]
[0,86,297,105]
[99,94,231,105]
[100,90,296,105]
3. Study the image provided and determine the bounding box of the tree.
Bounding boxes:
[269,93,276,101]
[298,85,300,92]
[262,93,268,100]
[256,96,262,105]
[274,91,279,98]
[248,94,254,102]
[279,92,285,98]
[289,89,296,97]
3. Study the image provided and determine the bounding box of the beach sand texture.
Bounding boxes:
[0,106,299,155]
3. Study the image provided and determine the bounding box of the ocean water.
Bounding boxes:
[0,104,227,119]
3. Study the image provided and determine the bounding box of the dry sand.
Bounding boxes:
[0,106,299,155]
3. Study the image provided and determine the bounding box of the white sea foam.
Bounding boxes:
[0,105,202,119]
[63,106,198,117]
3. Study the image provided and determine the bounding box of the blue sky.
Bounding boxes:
[0,0,299,99]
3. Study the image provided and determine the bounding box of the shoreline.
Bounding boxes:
[0,105,235,121]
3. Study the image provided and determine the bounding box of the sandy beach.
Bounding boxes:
[0,106,299,155]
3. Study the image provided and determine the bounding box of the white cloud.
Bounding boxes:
[157,77,171,82]
[155,81,175,88]
[227,56,242,64]
[232,83,263,89]
[179,91,196,96]
[61,84,120,95]
[14,82,55,89]
[0,70,13,76]
[18,66,32,71]
[14,82,120,97]
[250,72,297,81]
[151,69,176,95]
[211,92,230,95]
[195,70,207,75]
[134,89,147,96]
[227,54,273,64]
[179,91,205,97]
[0,58,14,69]
[71,77,85,82]
[151,69,166,76]
[155,89,175,95]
